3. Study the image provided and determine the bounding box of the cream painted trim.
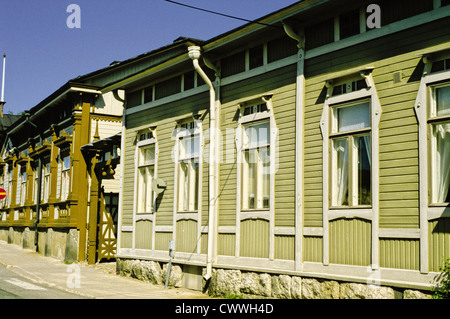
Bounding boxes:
[320,72,381,268]
[154,226,173,232]
[378,228,421,239]
[274,227,295,236]
[428,206,450,220]
[132,128,158,250]
[328,209,372,221]
[295,43,305,272]
[303,227,323,237]
[235,95,277,260]
[218,226,235,233]
[172,119,203,255]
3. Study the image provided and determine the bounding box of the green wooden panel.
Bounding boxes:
[274,235,294,260]
[240,219,269,258]
[329,218,371,266]
[120,231,133,249]
[135,220,152,250]
[201,233,208,255]
[380,238,419,270]
[155,232,173,251]
[429,218,450,272]
[303,236,323,263]
[176,219,198,254]
[218,233,235,256]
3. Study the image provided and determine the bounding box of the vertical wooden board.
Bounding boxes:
[240,219,269,258]
[329,218,371,266]
[428,219,450,272]
[379,238,419,270]
[176,219,198,254]
[120,232,133,249]
[201,233,208,255]
[218,233,235,256]
[274,235,294,260]
[303,236,323,263]
[135,220,152,250]
[155,232,173,251]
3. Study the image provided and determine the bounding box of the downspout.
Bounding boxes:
[188,46,217,281]
[111,89,125,258]
[282,21,305,272]
[23,114,42,250]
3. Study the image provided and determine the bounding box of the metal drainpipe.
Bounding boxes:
[23,116,41,249]
[188,46,217,281]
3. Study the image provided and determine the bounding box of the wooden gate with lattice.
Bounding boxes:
[96,192,118,261]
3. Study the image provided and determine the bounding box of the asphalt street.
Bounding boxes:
[0,263,86,299]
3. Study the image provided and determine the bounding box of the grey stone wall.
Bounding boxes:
[116,258,433,299]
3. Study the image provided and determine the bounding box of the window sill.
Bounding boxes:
[328,208,372,221]
[428,206,450,220]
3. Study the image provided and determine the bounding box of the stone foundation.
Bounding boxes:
[116,258,433,299]
[0,227,79,263]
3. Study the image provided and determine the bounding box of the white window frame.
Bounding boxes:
[131,128,159,251]
[135,132,157,214]
[329,99,372,208]
[235,94,278,259]
[60,155,70,201]
[429,83,450,205]
[42,162,50,203]
[414,49,450,274]
[320,69,381,267]
[174,120,202,214]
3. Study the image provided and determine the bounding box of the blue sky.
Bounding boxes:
[0,1,300,115]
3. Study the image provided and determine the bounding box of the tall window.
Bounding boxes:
[430,84,450,203]
[16,165,27,206]
[7,165,12,206]
[241,119,271,210]
[177,121,200,212]
[42,162,50,203]
[137,143,155,213]
[60,155,70,201]
[330,100,371,207]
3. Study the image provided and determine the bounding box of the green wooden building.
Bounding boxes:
[101,0,450,297]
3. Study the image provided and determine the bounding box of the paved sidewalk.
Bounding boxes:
[0,240,209,299]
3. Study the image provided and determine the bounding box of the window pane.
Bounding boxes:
[436,86,450,116]
[63,156,70,170]
[433,123,450,203]
[332,138,348,206]
[243,122,270,148]
[140,145,155,166]
[178,159,198,211]
[337,102,370,132]
[249,45,264,69]
[180,135,200,159]
[242,147,270,210]
[355,135,371,205]
[138,166,154,212]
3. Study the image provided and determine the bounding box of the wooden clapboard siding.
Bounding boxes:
[303,73,325,228]
[123,92,209,237]
[303,17,450,233]
[219,64,297,232]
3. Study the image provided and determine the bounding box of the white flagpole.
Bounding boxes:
[0,53,5,117]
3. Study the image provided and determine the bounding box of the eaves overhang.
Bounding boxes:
[100,38,204,93]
